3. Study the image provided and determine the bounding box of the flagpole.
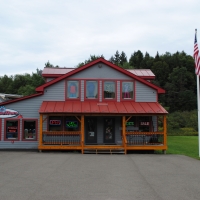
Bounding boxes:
[197,74,200,157]
[195,29,200,157]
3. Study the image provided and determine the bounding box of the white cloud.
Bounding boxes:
[0,0,199,76]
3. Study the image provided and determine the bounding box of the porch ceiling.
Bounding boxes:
[39,101,168,114]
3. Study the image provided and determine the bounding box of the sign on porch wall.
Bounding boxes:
[126,122,134,126]
[66,121,78,128]
[0,106,19,118]
[49,120,61,125]
[140,122,150,126]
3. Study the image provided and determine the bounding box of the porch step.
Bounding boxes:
[84,149,125,154]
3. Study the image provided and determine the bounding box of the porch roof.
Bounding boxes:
[39,101,168,114]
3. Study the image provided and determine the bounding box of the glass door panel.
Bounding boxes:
[104,118,115,144]
[85,118,97,144]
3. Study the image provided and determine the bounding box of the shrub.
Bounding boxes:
[168,127,198,136]
[166,110,198,133]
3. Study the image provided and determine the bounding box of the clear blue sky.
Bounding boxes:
[0,0,199,76]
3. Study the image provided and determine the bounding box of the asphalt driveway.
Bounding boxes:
[0,151,199,200]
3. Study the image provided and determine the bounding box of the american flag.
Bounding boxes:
[194,29,200,75]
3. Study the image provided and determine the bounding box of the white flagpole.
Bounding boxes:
[195,29,200,157]
[197,75,200,157]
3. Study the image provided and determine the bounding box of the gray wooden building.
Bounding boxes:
[0,58,168,154]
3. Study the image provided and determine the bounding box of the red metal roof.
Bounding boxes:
[39,101,168,114]
[42,67,155,79]
[126,69,155,79]
[42,68,75,77]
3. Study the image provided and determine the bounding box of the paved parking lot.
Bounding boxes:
[0,151,200,200]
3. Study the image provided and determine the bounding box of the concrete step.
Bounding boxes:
[84,149,125,154]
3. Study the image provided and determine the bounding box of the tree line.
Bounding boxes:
[0,50,197,113]
[0,69,45,96]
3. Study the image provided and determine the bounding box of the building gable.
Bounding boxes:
[36,58,165,94]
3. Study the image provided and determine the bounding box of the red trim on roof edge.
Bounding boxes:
[138,76,155,80]
[42,74,62,78]
[36,58,165,94]
[0,92,43,106]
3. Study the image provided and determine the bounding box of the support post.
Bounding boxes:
[39,114,43,150]
[122,116,127,154]
[163,115,167,152]
[81,115,84,154]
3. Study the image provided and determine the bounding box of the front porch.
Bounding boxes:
[38,114,167,154]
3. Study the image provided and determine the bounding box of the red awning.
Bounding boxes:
[39,101,168,114]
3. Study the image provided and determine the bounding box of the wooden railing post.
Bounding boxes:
[81,115,84,154]
[122,116,127,154]
[163,115,167,154]
[163,115,167,146]
[39,114,43,151]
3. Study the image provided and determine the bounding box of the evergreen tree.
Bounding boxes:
[129,50,144,68]
[114,50,120,65]
[45,61,55,68]
[76,54,104,67]
[119,51,127,66]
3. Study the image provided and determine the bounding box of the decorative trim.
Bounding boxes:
[117,81,120,102]
[99,81,102,102]
[81,80,84,102]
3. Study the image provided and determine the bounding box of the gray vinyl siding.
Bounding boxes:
[135,81,157,102]
[152,116,157,132]
[0,141,38,149]
[0,80,65,149]
[70,64,131,79]
[46,78,55,82]
[4,80,65,119]
[43,80,65,100]
[115,117,122,144]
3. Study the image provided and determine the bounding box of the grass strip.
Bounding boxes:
[167,136,199,160]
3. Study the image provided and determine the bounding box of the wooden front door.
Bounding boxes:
[85,118,97,144]
[104,118,115,144]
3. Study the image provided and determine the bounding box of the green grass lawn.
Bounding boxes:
[167,136,200,160]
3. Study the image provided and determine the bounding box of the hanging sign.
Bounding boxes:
[140,122,150,126]
[8,126,17,132]
[0,106,19,118]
